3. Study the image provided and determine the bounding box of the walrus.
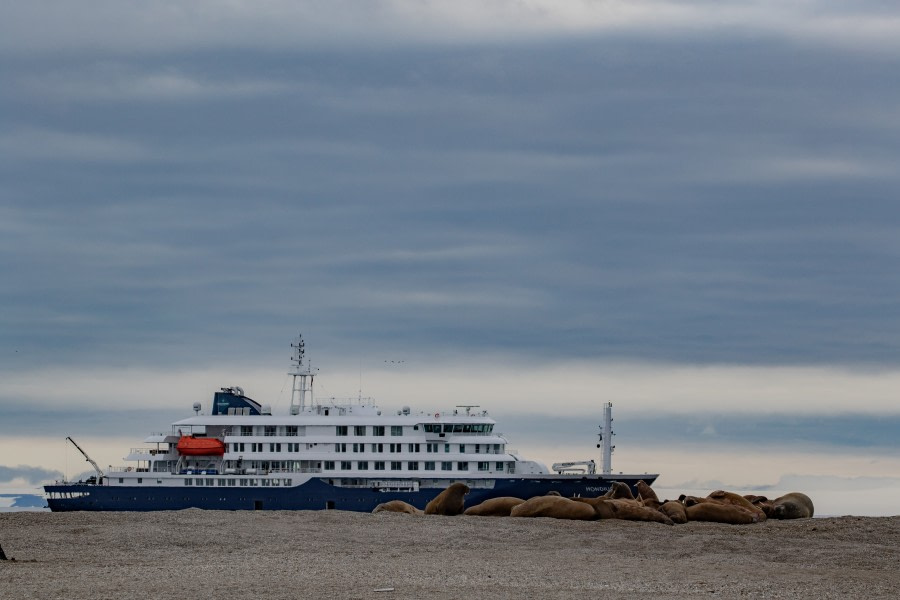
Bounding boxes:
[372,500,422,514]
[572,497,674,525]
[603,481,635,500]
[659,500,688,524]
[464,497,525,517]
[603,498,674,525]
[678,494,710,507]
[707,490,767,521]
[424,482,470,516]
[744,494,775,518]
[636,480,661,510]
[685,502,760,525]
[770,492,814,519]
[510,495,597,520]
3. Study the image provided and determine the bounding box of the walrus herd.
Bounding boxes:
[373,481,814,525]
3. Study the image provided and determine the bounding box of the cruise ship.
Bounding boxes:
[45,336,658,511]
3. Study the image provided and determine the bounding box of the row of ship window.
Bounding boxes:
[122,460,503,487]
[317,461,504,472]
[337,424,494,435]
[421,424,493,433]
[183,478,294,487]
[116,477,296,486]
[211,461,506,473]
[226,442,504,454]
[224,424,494,437]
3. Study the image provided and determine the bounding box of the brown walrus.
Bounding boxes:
[424,482,470,516]
[636,480,661,510]
[603,481,635,500]
[744,494,775,517]
[770,492,814,519]
[659,500,688,524]
[601,498,674,525]
[707,490,767,521]
[572,497,674,525]
[685,502,760,525]
[510,495,597,520]
[372,500,422,514]
[678,494,710,507]
[464,497,525,517]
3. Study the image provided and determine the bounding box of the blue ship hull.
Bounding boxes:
[45,475,657,512]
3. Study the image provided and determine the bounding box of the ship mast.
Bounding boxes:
[289,334,315,414]
[599,402,615,474]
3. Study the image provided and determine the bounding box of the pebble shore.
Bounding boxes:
[1,510,898,599]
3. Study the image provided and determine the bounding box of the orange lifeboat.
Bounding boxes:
[176,435,225,456]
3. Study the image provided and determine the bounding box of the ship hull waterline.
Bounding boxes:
[45,474,658,512]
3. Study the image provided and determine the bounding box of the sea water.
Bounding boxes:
[0,490,49,512]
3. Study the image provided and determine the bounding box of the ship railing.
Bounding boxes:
[470,448,514,455]
[426,431,497,439]
[107,466,151,473]
[267,467,322,474]
[129,447,175,456]
[221,467,322,475]
[105,466,324,476]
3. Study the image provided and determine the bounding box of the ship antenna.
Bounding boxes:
[289,334,315,414]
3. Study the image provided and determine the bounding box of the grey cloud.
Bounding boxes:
[496,412,900,462]
[0,129,152,162]
[0,465,64,485]
[0,408,184,438]
[2,19,900,373]
[3,406,897,454]
[16,66,296,103]
[4,2,900,56]
[666,474,900,493]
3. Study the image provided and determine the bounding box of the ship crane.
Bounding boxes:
[66,436,105,481]
[551,460,597,475]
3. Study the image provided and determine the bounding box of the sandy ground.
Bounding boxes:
[1,511,898,599]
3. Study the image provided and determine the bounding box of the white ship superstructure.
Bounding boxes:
[46,335,653,512]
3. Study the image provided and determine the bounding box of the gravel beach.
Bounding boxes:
[1,511,898,599]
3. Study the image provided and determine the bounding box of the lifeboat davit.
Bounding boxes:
[176,435,225,456]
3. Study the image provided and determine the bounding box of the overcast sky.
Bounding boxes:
[2,2,900,507]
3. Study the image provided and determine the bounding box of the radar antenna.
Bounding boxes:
[289,333,316,414]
